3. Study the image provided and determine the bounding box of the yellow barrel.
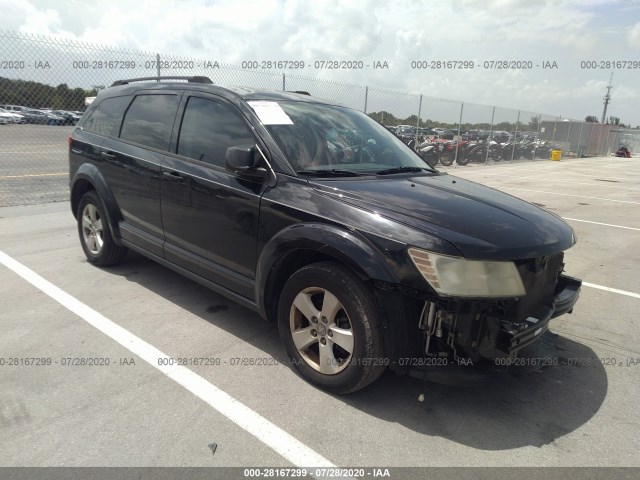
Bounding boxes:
[551,149,562,161]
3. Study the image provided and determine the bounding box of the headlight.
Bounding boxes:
[408,247,526,298]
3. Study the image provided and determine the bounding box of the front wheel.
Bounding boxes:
[77,191,128,266]
[278,262,386,394]
[421,153,439,168]
[456,154,470,166]
[439,152,454,166]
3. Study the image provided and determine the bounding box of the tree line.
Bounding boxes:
[367,110,543,132]
[369,111,637,131]
[0,77,98,110]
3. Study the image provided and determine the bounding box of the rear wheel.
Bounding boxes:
[77,191,127,266]
[278,262,386,394]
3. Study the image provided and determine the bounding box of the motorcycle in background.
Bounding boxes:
[409,136,443,168]
[458,139,502,165]
[615,146,631,158]
[439,141,458,166]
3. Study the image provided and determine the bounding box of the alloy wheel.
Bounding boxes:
[81,203,104,255]
[289,287,354,375]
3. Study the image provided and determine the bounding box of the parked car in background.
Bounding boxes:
[418,127,437,137]
[461,130,475,141]
[0,104,29,113]
[437,128,455,140]
[395,125,416,142]
[463,129,492,141]
[51,110,81,125]
[0,108,27,123]
[0,107,26,124]
[0,112,11,125]
[492,131,511,143]
[21,109,66,125]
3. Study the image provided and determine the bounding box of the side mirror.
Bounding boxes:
[225,145,268,179]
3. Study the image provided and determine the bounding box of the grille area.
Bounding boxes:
[505,252,564,322]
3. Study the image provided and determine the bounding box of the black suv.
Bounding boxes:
[69,76,581,393]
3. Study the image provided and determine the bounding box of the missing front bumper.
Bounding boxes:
[496,275,581,354]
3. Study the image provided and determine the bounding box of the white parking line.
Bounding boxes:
[545,170,640,180]
[456,166,640,182]
[455,172,640,191]
[488,186,640,205]
[0,150,68,154]
[563,218,640,231]
[0,173,67,179]
[583,282,640,299]
[0,249,336,471]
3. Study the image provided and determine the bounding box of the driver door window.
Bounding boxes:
[177,96,254,166]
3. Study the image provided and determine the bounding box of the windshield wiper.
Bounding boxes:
[375,166,427,175]
[297,169,362,177]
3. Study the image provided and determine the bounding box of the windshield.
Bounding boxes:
[262,101,434,175]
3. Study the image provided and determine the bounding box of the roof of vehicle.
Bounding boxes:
[100,77,344,107]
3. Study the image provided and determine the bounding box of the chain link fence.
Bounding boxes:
[1,30,639,206]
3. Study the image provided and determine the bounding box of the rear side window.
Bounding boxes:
[120,94,179,151]
[83,96,131,137]
[177,96,254,167]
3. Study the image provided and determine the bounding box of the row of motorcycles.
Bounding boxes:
[406,136,557,167]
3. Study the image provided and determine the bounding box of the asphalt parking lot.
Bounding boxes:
[1,150,639,473]
[0,124,72,207]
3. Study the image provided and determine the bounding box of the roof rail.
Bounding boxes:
[111,76,214,86]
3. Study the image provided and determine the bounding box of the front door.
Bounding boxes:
[161,94,264,299]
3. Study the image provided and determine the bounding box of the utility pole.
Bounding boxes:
[601,72,613,124]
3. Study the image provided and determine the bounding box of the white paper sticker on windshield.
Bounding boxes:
[248,101,293,125]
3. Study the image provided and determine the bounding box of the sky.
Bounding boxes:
[1,0,640,126]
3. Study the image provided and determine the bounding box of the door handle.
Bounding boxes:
[101,151,116,159]
[163,171,184,182]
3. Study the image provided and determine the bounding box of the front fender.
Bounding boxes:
[70,163,123,239]
[255,222,399,312]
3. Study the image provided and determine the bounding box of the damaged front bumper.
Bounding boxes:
[496,274,581,354]
[403,274,581,385]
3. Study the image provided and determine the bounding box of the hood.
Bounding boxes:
[310,172,575,260]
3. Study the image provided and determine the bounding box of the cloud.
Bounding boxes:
[628,22,640,47]
[0,0,59,34]
[1,0,640,125]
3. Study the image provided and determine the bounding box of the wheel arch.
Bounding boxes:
[70,163,123,240]
[256,223,399,324]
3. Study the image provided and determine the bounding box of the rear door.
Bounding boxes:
[101,92,180,257]
[69,95,132,182]
[161,93,264,299]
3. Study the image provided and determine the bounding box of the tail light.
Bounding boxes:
[68,136,72,148]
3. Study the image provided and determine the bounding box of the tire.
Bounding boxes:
[439,152,454,166]
[418,151,439,168]
[77,191,127,266]
[278,261,386,394]
[456,154,470,166]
